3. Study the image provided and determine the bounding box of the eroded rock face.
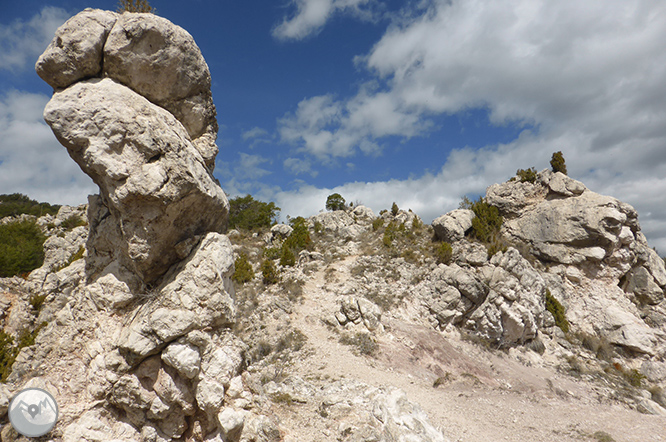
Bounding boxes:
[45,77,226,284]
[39,9,228,285]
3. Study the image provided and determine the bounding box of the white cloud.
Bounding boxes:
[284,157,318,177]
[273,0,378,40]
[236,153,272,180]
[0,7,70,72]
[241,127,269,141]
[0,90,96,205]
[275,0,666,252]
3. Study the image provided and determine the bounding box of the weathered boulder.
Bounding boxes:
[35,9,118,89]
[336,296,383,331]
[44,77,227,284]
[432,209,474,243]
[103,13,218,166]
[351,205,375,222]
[503,191,632,264]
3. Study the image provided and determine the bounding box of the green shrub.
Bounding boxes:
[411,217,422,231]
[592,431,615,442]
[486,232,508,258]
[0,194,60,219]
[401,249,419,264]
[261,259,279,285]
[434,242,453,264]
[29,294,47,312]
[313,221,323,234]
[284,217,311,252]
[372,218,384,231]
[469,198,503,244]
[0,330,16,382]
[279,246,296,267]
[228,195,280,231]
[61,215,87,230]
[0,322,47,382]
[516,167,537,183]
[325,193,346,211]
[117,0,155,13]
[232,253,254,284]
[382,221,398,247]
[0,220,46,277]
[391,202,399,216]
[459,196,473,210]
[263,247,281,260]
[275,329,307,353]
[550,151,568,175]
[545,289,569,333]
[339,332,377,356]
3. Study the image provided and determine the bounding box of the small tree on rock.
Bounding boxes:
[391,202,399,216]
[325,193,346,211]
[117,0,155,13]
[550,151,567,175]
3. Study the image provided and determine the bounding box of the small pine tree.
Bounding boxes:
[550,151,567,175]
[516,167,538,183]
[325,193,346,211]
[232,253,254,284]
[279,246,296,267]
[391,202,399,216]
[434,242,453,264]
[117,0,155,13]
[261,259,279,285]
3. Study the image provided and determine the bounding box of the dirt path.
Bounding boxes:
[277,256,666,442]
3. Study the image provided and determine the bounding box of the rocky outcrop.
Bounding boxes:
[432,169,666,355]
[38,8,227,286]
[432,209,474,243]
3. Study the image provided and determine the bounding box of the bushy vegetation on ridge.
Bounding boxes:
[228,194,280,231]
[325,193,346,211]
[0,193,60,219]
[0,220,46,277]
[117,0,155,13]
[550,151,568,175]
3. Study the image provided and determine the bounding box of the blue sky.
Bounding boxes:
[2,0,666,252]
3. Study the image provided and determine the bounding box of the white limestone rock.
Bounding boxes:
[36,9,118,89]
[162,341,201,379]
[217,408,246,441]
[44,77,228,284]
[432,209,474,243]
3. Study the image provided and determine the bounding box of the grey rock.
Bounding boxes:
[162,341,201,379]
[338,296,383,331]
[351,205,375,222]
[44,78,227,284]
[270,223,293,239]
[311,210,365,238]
[36,9,118,89]
[432,209,474,243]
[540,169,586,197]
[624,266,664,305]
[637,399,666,416]
[217,408,246,441]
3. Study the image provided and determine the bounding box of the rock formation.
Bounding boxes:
[1,7,664,442]
[37,9,226,286]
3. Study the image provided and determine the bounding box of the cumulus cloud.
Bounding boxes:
[0,7,70,72]
[284,157,318,177]
[242,127,269,141]
[0,90,96,204]
[276,0,666,252]
[273,0,378,40]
